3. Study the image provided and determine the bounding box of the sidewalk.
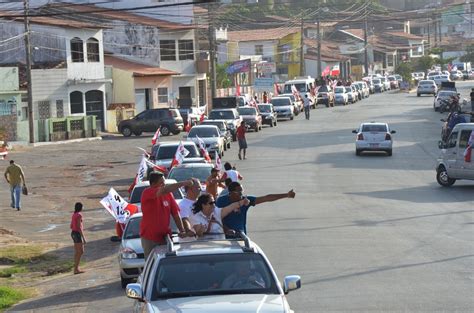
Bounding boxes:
[4,136,103,150]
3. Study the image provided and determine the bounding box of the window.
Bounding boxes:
[411,45,423,57]
[37,100,51,119]
[86,38,100,62]
[158,88,168,104]
[70,91,83,114]
[56,100,64,118]
[459,130,472,149]
[70,37,84,62]
[160,40,176,61]
[0,100,11,116]
[387,55,394,67]
[178,40,194,60]
[255,45,263,55]
[447,131,458,148]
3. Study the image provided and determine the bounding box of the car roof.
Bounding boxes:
[211,108,236,111]
[360,122,388,126]
[201,120,226,124]
[157,141,197,147]
[170,162,214,169]
[272,96,291,100]
[190,125,219,129]
[133,179,177,189]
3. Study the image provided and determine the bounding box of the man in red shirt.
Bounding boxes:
[140,171,196,259]
[236,120,247,160]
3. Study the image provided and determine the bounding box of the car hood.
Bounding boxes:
[149,294,288,313]
[187,137,220,144]
[241,115,258,120]
[155,157,206,168]
[122,237,143,254]
[273,105,292,110]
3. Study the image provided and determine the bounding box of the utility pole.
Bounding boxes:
[299,16,305,76]
[23,0,34,143]
[317,18,322,78]
[364,16,369,75]
[208,3,216,100]
[427,22,431,50]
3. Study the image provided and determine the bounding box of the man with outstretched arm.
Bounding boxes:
[215,181,296,235]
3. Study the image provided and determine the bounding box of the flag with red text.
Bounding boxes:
[170,141,190,168]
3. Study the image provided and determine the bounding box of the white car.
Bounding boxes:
[126,234,302,312]
[352,122,396,156]
[381,77,391,91]
[334,86,349,105]
[450,70,463,80]
[186,125,225,158]
[433,75,451,87]
[417,80,438,97]
[433,90,458,111]
[347,86,359,103]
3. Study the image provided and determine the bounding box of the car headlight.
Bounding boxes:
[265,115,272,119]
[121,248,138,259]
[212,143,219,148]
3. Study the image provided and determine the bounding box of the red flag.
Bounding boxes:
[195,135,212,163]
[236,84,241,96]
[200,113,205,123]
[151,128,161,145]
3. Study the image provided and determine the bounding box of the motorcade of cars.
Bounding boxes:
[237,106,263,132]
[119,180,183,288]
[208,108,241,141]
[417,80,438,97]
[317,84,335,107]
[436,123,474,186]
[372,79,384,93]
[199,120,232,150]
[433,90,458,111]
[283,76,316,104]
[381,77,391,91]
[352,122,396,156]
[118,108,184,137]
[186,125,225,158]
[279,93,304,113]
[152,141,206,169]
[125,233,302,312]
[257,104,278,127]
[346,86,358,103]
[356,81,370,98]
[388,76,399,89]
[270,96,295,120]
[334,86,349,105]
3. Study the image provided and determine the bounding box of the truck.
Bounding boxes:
[452,62,471,72]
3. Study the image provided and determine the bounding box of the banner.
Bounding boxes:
[254,77,274,92]
[100,188,130,224]
[256,62,276,74]
[226,59,251,74]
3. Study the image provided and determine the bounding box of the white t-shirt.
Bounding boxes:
[225,169,240,182]
[189,207,224,235]
[179,198,195,219]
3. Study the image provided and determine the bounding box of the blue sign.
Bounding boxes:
[254,77,274,91]
[226,59,251,74]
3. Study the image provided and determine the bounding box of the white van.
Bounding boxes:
[283,76,316,104]
[436,123,474,186]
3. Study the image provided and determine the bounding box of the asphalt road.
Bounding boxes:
[5,82,474,312]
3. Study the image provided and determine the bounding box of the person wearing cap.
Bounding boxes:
[215,181,296,235]
[140,171,196,259]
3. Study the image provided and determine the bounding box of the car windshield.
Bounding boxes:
[209,111,235,120]
[124,217,141,240]
[151,253,278,300]
[188,127,219,138]
[131,185,182,203]
[168,166,212,182]
[200,122,226,131]
[258,105,272,113]
[361,124,388,132]
[334,87,345,93]
[318,86,330,92]
[280,94,295,101]
[438,91,455,98]
[419,81,433,85]
[373,79,381,84]
[237,108,257,116]
[156,144,200,160]
[271,98,290,106]
[284,83,306,93]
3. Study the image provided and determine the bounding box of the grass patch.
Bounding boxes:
[0,286,29,311]
[0,266,27,278]
[0,245,49,265]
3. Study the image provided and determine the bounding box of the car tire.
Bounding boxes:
[436,166,456,187]
[273,121,277,127]
[121,126,132,137]
[417,93,420,97]
[224,143,227,151]
[356,149,361,156]
[227,142,231,149]
[290,115,294,121]
[160,125,170,136]
[133,131,142,136]
[387,149,392,156]
[121,275,132,289]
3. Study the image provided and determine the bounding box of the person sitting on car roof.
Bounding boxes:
[216,182,295,235]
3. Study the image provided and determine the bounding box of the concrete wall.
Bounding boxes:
[31,69,69,119]
[279,32,301,79]
[66,29,105,80]
[135,75,173,108]
[160,30,197,75]
[239,41,276,62]
[106,67,135,105]
[0,68,19,92]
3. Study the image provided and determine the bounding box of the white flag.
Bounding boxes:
[136,155,148,183]
[215,151,222,171]
[171,141,190,168]
[100,188,130,224]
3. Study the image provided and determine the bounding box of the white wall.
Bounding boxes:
[159,30,197,75]
[238,41,275,62]
[31,68,69,117]
[67,29,105,80]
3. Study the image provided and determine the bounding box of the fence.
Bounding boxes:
[47,116,97,142]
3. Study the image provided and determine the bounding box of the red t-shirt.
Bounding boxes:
[236,125,246,140]
[70,212,82,232]
[139,187,180,243]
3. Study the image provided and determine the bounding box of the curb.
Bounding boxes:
[6,136,103,149]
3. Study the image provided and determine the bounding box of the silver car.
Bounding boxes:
[126,234,302,312]
[417,80,438,97]
[433,90,458,111]
[352,122,396,156]
[186,125,225,158]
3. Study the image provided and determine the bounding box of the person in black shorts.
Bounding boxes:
[70,202,86,274]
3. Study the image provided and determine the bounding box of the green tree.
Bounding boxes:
[460,44,474,63]
[414,55,434,72]
[216,62,233,89]
[395,62,413,82]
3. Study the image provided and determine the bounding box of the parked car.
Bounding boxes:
[346,86,358,103]
[334,86,349,105]
[199,120,231,150]
[352,122,396,156]
[436,123,474,186]
[208,109,241,141]
[279,93,304,113]
[257,103,277,127]
[411,72,425,81]
[125,234,302,312]
[317,85,335,107]
[270,97,295,120]
[365,79,375,94]
[118,108,184,137]
[186,125,225,157]
[237,106,263,132]
[372,79,384,93]
[153,141,205,169]
[417,80,438,97]
[433,90,458,111]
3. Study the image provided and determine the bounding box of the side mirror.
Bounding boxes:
[390,130,396,134]
[126,283,144,301]
[352,130,357,134]
[283,275,301,294]
[438,140,445,149]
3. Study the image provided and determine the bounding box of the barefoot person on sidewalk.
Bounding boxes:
[4,160,26,210]
[71,202,86,274]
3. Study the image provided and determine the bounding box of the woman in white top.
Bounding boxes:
[190,193,249,237]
